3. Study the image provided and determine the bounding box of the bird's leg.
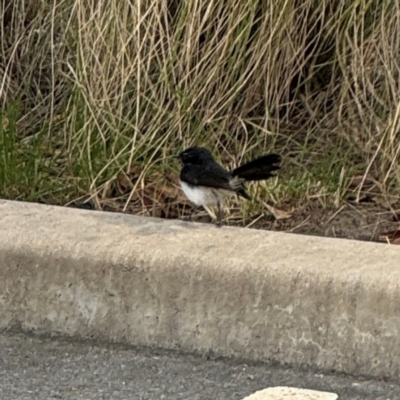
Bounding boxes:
[216,202,223,227]
[188,206,195,222]
[187,205,197,222]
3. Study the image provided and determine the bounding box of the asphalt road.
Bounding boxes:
[0,332,399,400]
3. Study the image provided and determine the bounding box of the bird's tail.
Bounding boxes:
[232,154,281,181]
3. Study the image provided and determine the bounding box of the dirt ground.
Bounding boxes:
[64,166,399,245]
[252,203,399,243]
[176,202,399,243]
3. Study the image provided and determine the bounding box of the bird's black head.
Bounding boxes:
[177,147,215,165]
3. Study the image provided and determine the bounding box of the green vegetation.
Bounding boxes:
[1,0,399,221]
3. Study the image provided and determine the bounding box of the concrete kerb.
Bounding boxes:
[0,199,399,379]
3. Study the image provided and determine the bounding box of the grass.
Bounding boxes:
[1,0,400,224]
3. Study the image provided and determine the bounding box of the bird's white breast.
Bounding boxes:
[180,181,228,206]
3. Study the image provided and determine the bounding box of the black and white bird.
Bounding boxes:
[177,147,281,225]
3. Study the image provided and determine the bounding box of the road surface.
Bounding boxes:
[0,332,398,399]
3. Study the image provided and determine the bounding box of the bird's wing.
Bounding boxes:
[180,163,234,191]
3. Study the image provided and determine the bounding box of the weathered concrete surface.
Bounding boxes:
[242,387,338,400]
[0,200,399,379]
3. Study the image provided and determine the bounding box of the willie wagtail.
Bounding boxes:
[177,147,281,225]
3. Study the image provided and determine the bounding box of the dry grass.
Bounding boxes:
[1,0,400,222]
